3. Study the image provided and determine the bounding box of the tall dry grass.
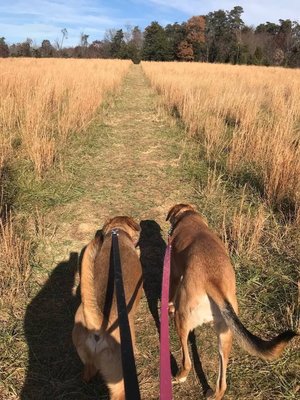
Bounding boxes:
[142,62,300,224]
[222,188,269,257]
[0,58,131,177]
[196,167,269,258]
[0,213,31,302]
[0,58,131,306]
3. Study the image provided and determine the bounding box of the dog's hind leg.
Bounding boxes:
[108,381,125,400]
[169,275,181,315]
[169,261,184,316]
[213,320,233,400]
[174,311,192,383]
[98,346,125,400]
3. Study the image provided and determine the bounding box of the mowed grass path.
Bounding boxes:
[17,64,195,400]
[4,65,297,400]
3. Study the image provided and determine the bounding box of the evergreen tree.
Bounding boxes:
[40,40,55,57]
[0,37,9,57]
[125,26,143,63]
[111,29,125,58]
[142,22,171,61]
[206,7,245,63]
[165,22,186,60]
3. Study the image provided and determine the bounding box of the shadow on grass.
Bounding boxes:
[139,220,165,332]
[21,251,108,400]
[189,330,212,396]
[139,220,180,377]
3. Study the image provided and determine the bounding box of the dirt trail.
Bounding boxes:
[52,64,192,254]
[21,64,195,400]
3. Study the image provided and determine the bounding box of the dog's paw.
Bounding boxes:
[172,369,189,384]
[172,376,187,385]
[177,376,187,383]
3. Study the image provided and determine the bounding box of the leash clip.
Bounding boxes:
[111,228,119,236]
[168,225,174,237]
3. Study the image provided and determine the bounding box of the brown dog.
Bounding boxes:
[166,204,296,400]
[72,216,142,400]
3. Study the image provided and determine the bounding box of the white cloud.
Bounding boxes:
[139,0,300,25]
[0,0,141,45]
[209,1,300,25]
[139,0,202,15]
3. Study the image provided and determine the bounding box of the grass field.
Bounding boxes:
[0,58,131,177]
[0,58,131,308]
[142,62,300,224]
[0,60,299,400]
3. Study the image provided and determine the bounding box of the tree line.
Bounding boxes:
[1,6,299,67]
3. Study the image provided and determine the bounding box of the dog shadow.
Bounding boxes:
[139,220,179,377]
[189,330,212,396]
[21,251,109,400]
[139,220,166,332]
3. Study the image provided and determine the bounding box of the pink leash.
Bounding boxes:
[160,240,173,399]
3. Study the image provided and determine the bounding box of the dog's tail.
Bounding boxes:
[81,232,104,331]
[207,286,297,361]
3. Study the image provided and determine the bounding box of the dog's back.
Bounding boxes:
[170,210,236,308]
[92,230,142,330]
[73,217,142,400]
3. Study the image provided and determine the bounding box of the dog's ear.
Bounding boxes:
[102,218,113,235]
[95,229,104,241]
[166,203,196,221]
[124,217,141,233]
[166,204,179,221]
[124,217,141,245]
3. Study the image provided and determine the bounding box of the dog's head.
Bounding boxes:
[166,203,197,226]
[102,216,141,245]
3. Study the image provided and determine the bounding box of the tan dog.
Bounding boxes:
[72,216,142,400]
[166,204,296,400]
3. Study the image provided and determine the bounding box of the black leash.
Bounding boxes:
[110,229,141,400]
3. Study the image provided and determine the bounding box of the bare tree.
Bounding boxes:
[80,32,89,47]
[124,24,133,43]
[104,29,117,43]
[53,38,60,50]
[60,28,68,49]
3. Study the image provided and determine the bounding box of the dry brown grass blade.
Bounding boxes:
[0,212,31,301]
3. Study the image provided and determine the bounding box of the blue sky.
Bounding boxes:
[0,1,299,46]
